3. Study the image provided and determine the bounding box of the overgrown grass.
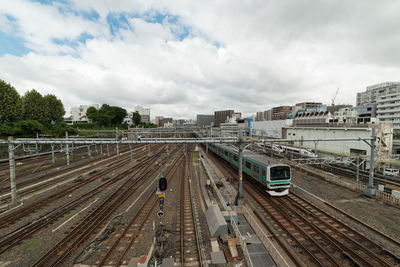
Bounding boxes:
[20,239,43,253]
[192,152,199,162]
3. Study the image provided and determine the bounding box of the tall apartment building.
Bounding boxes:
[271,106,291,120]
[197,114,214,127]
[264,109,272,121]
[135,105,150,124]
[256,111,264,121]
[214,110,234,127]
[70,104,99,122]
[357,82,400,106]
[357,82,400,129]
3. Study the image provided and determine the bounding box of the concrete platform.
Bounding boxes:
[206,205,228,237]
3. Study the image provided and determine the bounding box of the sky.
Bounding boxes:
[1,0,400,119]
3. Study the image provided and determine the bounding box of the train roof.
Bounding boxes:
[213,143,286,167]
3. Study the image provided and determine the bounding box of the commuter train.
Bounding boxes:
[209,143,291,196]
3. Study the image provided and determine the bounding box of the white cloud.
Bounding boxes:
[0,0,399,119]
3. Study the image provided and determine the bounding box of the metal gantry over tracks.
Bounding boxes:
[1,128,377,207]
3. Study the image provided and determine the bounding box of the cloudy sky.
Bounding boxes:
[1,0,399,119]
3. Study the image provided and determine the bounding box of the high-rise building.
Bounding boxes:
[357,82,400,106]
[264,110,272,121]
[214,110,234,127]
[256,111,264,121]
[357,82,400,129]
[197,114,214,127]
[135,105,150,124]
[271,106,291,120]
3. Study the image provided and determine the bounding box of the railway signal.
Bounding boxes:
[158,177,167,192]
[157,210,164,218]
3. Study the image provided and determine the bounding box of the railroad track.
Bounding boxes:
[95,149,185,266]
[0,145,129,193]
[0,147,133,205]
[0,147,166,255]
[317,163,400,188]
[209,149,400,266]
[0,145,103,178]
[32,146,183,266]
[176,153,201,266]
[245,183,400,267]
[0,145,162,227]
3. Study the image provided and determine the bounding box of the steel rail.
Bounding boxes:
[31,148,169,267]
[96,151,184,266]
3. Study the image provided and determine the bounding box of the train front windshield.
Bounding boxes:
[270,166,291,180]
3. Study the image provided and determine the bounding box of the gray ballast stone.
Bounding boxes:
[210,251,227,264]
[206,204,228,237]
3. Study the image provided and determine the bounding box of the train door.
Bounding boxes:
[262,168,266,182]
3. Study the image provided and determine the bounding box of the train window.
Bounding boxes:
[254,165,259,173]
[270,166,290,180]
[233,155,238,161]
[262,168,266,178]
[245,161,251,169]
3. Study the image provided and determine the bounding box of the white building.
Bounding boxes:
[376,92,400,130]
[70,104,99,122]
[285,124,393,157]
[135,105,150,124]
[357,82,400,129]
[357,82,400,106]
[250,120,290,138]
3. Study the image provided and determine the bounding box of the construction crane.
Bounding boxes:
[331,88,339,106]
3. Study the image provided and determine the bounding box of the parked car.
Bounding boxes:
[383,168,399,176]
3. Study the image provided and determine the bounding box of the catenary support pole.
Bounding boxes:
[107,144,110,157]
[51,144,55,164]
[65,132,70,166]
[130,144,133,162]
[116,143,120,158]
[356,156,360,183]
[36,132,38,153]
[148,144,151,156]
[8,137,17,206]
[88,145,91,157]
[365,127,376,196]
[235,129,243,205]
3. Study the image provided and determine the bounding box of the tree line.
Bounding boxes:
[0,79,70,137]
[0,79,153,138]
[0,80,65,123]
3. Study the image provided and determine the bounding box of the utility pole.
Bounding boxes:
[235,129,243,205]
[364,127,376,196]
[8,137,17,206]
[65,132,70,166]
[130,144,134,162]
[51,144,55,164]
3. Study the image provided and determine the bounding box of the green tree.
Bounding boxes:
[97,104,114,126]
[22,89,45,122]
[43,94,65,123]
[0,80,22,122]
[86,106,98,123]
[111,106,127,125]
[131,111,141,125]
